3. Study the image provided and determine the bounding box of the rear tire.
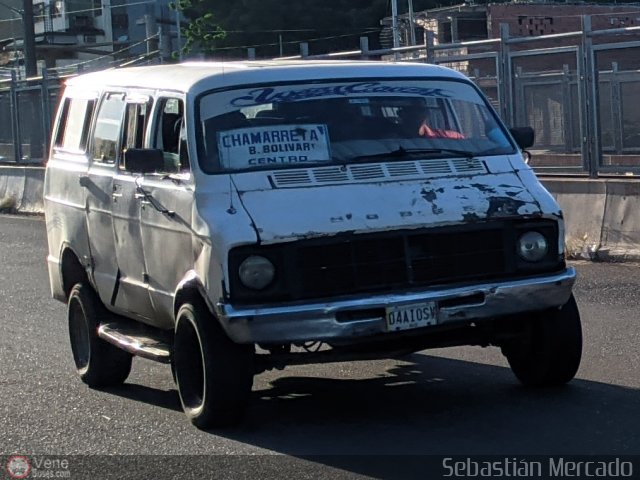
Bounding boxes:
[502,294,582,387]
[68,283,132,387]
[173,300,254,429]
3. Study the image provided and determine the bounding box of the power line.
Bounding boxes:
[208,28,382,52]
[0,0,157,23]
[47,32,159,72]
[117,49,160,67]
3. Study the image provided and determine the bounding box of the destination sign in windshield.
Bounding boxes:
[217,124,332,169]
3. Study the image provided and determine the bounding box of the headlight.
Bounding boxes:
[238,255,275,290]
[517,231,548,262]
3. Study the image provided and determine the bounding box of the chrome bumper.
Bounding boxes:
[215,267,576,344]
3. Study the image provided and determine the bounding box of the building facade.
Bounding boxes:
[382,2,640,47]
[0,0,180,74]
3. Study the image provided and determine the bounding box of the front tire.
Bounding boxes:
[173,300,254,429]
[502,294,582,387]
[68,283,132,387]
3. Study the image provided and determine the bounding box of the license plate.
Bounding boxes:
[385,302,438,332]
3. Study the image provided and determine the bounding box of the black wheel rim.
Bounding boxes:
[175,316,205,410]
[69,299,90,369]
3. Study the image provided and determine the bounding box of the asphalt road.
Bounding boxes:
[1,214,639,476]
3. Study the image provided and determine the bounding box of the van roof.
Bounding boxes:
[64,60,468,95]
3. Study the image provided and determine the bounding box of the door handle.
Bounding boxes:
[134,192,152,206]
[112,183,123,199]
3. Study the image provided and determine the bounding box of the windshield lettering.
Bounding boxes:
[220,127,318,148]
[249,155,309,165]
[230,82,452,107]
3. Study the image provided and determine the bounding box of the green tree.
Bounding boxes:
[171,0,226,56]
[178,0,445,58]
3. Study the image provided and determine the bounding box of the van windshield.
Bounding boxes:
[197,79,515,173]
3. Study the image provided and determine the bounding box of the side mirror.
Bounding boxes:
[509,127,535,150]
[123,148,164,174]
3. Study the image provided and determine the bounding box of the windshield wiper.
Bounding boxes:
[345,147,475,163]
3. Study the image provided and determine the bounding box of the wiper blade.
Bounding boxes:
[346,147,475,163]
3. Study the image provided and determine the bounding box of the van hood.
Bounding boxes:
[232,168,544,244]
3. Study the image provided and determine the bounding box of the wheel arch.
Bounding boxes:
[173,270,217,323]
[59,243,90,300]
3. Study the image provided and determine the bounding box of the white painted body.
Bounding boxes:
[44,61,573,345]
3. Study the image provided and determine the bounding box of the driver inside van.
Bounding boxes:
[400,104,465,140]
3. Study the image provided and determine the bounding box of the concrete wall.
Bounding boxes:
[542,177,640,261]
[1,166,639,260]
[0,166,45,214]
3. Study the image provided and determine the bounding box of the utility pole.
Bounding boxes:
[0,0,37,77]
[22,0,36,76]
[408,0,416,46]
[144,14,158,55]
[175,9,182,61]
[391,0,400,48]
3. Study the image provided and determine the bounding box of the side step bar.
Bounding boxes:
[98,322,172,364]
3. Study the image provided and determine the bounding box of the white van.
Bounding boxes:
[44,61,581,428]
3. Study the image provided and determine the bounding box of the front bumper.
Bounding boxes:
[214,267,576,344]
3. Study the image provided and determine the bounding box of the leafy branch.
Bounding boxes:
[169,0,226,57]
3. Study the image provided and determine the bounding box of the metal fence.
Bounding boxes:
[0,70,60,164]
[279,15,640,177]
[0,51,161,164]
[1,15,640,177]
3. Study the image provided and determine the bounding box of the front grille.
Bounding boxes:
[296,227,507,298]
[228,220,562,304]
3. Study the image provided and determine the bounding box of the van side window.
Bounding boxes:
[92,93,126,164]
[119,101,152,171]
[153,98,189,172]
[54,98,95,152]
[124,102,149,149]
